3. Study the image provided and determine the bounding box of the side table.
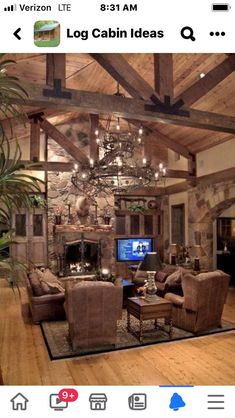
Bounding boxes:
[127,296,173,343]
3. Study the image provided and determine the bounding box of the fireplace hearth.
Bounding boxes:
[63,235,101,276]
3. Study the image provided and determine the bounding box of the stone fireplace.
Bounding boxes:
[64,235,101,276]
[53,224,115,276]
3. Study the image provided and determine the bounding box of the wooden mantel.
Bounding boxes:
[54,224,113,234]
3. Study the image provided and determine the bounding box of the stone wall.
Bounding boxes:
[47,137,115,273]
[188,180,235,270]
[165,179,235,270]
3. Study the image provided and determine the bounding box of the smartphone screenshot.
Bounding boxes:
[0,0,234,416]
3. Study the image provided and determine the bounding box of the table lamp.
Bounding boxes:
[190,245,205,272]
[139,252,162,299]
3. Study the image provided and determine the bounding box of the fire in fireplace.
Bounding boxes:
[64,235,101,276]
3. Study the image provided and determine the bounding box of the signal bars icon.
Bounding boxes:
[4,4,17,12]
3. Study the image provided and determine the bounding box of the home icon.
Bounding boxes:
[10,393,29,411]
[89,393,107,410]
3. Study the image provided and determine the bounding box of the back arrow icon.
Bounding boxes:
[13,28,21,40]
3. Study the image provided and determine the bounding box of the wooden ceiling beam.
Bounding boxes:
[165,181,190,195]
[154,54,174,101]
[13,82,235,135]
[17,161,75,172]
[29,118,41,162]
[46,54,66,87]
[175,54,235,106]
[90,53,162,103]
[127,119,192,160]
[197,166,235,185]
[147,128,192,160]
[38,117,89,165]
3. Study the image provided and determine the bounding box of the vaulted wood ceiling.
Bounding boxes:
[3,53,235,159]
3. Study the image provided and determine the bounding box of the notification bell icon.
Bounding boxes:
[169,393,186,411]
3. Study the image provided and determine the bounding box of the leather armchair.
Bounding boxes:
[65,281,123,350]
[165,270,230,333]
[26,275,65,323]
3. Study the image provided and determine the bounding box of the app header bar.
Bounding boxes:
[0,0,234,52]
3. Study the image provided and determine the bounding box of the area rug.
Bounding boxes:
[40,311,235,360]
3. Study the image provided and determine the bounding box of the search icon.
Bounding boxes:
[181,26,196,41]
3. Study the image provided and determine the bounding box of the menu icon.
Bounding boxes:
[207,394,225,409]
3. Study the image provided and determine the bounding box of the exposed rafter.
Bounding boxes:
[46,53,66,87]
[154,54,174,101]
[175,54,235,106]
[90,53,162,104]
[38,117,89,164]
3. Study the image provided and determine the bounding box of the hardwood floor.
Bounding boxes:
[0,280,235,385]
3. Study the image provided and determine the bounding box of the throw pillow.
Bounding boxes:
[40,280,65,294]
[42,268,60,284]
[155,271,168,283]
[40,280,51,294]
[28,272,44,296]
[162,266,177,275]
[165,268,182,285]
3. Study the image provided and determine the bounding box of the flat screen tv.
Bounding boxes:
[116,238,153,262]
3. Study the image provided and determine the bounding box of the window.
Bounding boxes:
[171,204,185,245]
[33,214,43,236]
[15,214,26,236]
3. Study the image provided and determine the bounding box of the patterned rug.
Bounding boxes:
[40,311,235,360]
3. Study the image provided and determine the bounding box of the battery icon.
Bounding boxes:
[212,3,231,11]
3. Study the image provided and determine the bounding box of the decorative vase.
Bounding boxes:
[145,273,157,300]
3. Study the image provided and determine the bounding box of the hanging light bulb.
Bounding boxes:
[139,126,143,135]
[159,162,163,171]
[90,158,94,168]
[162,167,166,176]
[142,157,147,166]
[137,137,142,144]
[95,129,99,136]
[96,137,100,144]
[116,117,120,130]
[74,163,78,171]
[155,172,159,180]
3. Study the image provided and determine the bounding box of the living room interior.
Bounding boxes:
[0,52,235,385]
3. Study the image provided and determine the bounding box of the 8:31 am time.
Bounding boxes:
[100,4,138,12]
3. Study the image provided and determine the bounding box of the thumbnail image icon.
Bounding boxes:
[34,21,60,47]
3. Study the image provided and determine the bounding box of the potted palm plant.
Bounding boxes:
[0,55,43,385]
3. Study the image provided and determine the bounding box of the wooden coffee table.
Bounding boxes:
[127,296,173,342]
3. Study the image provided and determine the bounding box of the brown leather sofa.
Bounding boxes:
[132,265,188,296]
[26,273,65,323]
[65,281,123,350]
[164,270,230,333]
